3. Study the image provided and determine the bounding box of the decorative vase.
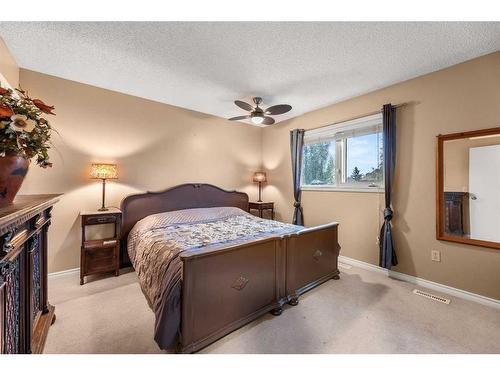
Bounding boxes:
[0,155,30,207]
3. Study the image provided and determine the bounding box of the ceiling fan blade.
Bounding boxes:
[234,100,254,112]
[265,104,292,115]
[228,115,251,121]
[261,116,275,125]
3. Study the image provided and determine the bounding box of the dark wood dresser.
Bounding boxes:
[444,192,468,236]
[0,194,60,354]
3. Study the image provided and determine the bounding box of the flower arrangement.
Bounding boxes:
[0,85,56,168]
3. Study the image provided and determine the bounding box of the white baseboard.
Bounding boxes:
[338,255,500,310]
[48,267,80,279]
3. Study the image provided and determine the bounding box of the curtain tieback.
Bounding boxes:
[293,201,301,208]
[383,207,393,221]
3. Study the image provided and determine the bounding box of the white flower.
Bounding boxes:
[10,114,36,133]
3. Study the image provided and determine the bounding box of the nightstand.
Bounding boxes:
[249,201,274,220]
[80,208,121,285]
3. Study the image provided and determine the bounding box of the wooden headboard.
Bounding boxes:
[119,183,249,265]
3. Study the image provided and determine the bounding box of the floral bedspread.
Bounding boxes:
[127,206,301,350]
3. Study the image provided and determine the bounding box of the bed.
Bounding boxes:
[120,183,340,353]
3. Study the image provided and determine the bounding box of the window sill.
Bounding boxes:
[301,186,385,193]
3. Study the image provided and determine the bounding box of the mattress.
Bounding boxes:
[127,206,301,350]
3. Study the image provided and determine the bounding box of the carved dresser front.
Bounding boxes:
[0,194,60,354]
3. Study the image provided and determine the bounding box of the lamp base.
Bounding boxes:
[98,178,109,212]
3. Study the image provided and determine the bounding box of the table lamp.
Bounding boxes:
[253,171,267,202]
[90,163,118,211]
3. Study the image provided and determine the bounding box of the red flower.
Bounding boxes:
[0,104,13,118]
[32,99,56,115]
[0,87,10,96]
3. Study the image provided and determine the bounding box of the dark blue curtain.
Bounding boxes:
[290,129,305,225]
[379,104,398,269]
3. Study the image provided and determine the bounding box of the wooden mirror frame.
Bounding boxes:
[436,126,500,250]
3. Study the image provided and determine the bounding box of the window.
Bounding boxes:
[301,114,384,191]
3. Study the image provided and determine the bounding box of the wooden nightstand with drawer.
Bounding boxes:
[80,208,121,285]
[249,201,274,220]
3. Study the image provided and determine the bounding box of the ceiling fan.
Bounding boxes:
[228,97,292,125]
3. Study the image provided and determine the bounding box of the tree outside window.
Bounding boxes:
[302,142,335,185]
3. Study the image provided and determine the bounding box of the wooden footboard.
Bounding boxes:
[178,223,340,353]
[285,222,340,303]
[179,236,287,353]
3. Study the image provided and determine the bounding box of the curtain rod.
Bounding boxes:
[306,102,407,132]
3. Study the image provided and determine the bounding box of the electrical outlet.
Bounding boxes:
[431,250,441,262]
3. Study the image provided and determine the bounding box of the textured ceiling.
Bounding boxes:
[1,22,499,125]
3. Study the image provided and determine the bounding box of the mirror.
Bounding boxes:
[437,127,500,249]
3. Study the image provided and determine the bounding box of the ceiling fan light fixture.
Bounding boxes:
[251,114,264,124]
[230,97,292,125]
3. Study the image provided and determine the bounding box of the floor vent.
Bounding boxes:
[338,263,352,270]
[413,289,451,304]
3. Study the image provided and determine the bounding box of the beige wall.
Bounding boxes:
[0,37,19,88]
[262,52,500,300]
[12,51,500,299]
[444,139,471,192]
[18,69,262,273]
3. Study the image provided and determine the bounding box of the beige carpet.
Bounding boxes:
[44,265,500,354]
